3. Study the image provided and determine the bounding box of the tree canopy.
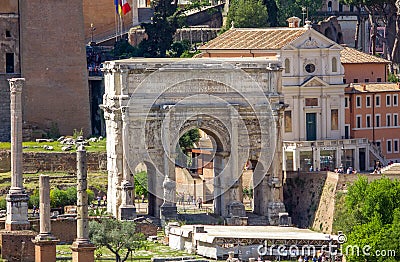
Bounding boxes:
[226,0,269,28]
[89,218,146,262]
[334,176,400,262]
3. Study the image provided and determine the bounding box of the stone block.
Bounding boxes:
[0,230,36,262]
[34,239,58,262]
[118,205,137,220]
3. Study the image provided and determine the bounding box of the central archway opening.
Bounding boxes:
[175,128,217,214]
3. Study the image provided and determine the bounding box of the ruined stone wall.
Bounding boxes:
[284,171,339,233]
[129,28,220,47]
[0,76,11,142]
[0,231,36,262]
[0,151,106,173]
[19,0,91,137]
[0,2,20,141]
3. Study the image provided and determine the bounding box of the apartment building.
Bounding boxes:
[345,83,400,162]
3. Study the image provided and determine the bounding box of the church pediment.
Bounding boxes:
[301,76,329,88]
[287,29,343,50]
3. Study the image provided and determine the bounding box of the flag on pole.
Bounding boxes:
[121,0,131,15]
[114,0,119,14]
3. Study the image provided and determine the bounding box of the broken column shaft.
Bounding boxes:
[76,146,89,240]
[71,146,95,262]
[33,175,58,262]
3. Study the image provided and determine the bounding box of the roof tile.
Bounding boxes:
[200,28,308,50]
[340,47,390,64]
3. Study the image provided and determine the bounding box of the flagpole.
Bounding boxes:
[115,11,118,42]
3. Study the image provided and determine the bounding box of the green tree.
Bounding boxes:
[226,0,268,28]
[89,218,146,262]
[179,129,200,151]
[169,40,191,57]
[29,190,40,209]
[134,171,148,197]
[139,0,182,57]
[335,177,400,261]
[276,0,323,26]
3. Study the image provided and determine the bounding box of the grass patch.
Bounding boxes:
[56,241,198,261]
[0,140,106,153]
[0,171,107,193]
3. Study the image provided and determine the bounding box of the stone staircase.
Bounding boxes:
[246,212,268,226]
[178,213,221,224]
[380,163,400,174]
[369,142,388,166]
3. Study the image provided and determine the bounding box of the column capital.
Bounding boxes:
[8,78,25,93]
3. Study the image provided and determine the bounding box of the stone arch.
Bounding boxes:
[103,58,286,223]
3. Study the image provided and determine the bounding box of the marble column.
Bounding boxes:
[33,175,59,262]
[71,146,95,262]
[118,107,136,220]
[267,104,286,225]
[5,78,30,231]
[160,114,177,223]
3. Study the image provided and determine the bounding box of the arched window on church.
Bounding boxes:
[332,57,337,72]
[285,58,290,73]
[328,1,332,12]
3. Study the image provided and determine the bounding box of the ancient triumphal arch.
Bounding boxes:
[102,58,287,225]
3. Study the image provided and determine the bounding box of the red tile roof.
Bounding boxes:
[340,47,390,64]
[200,28,308,50]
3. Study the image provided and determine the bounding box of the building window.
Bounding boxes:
[376,95,381,107]
[328,1,332,12]
[284,58,290,73]
[343,78,347,84]
[365,79,369,83]
[284,111,292,132]
[387,140,392,153]
[394,114,398,126]
[6,30,11,38]
[305,63,316,73]
[366,96,371,108]
[6,53,14,73]
[305,98,318,106]
[386,94,391,106]
[350,5,354,12]
[356,96,361,108]
[376,114,381,127]
[345,97,349,108]
[356,115,362,128]
[354,79,358,83]
[331,109,339,130]
[366,115,371,128]
[376,140,381,149]
[394,139,399,153]
[386,114,391,127]
[339,3,343,12]
[332,57,337,72]
[393,94,398,106]
[377,78,382,82]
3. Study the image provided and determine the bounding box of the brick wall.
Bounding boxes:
[0,231,36,262]
[19,0,91,137]
[0,151,106,173]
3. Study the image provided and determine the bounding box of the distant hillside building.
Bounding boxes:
[0,0,91,141]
